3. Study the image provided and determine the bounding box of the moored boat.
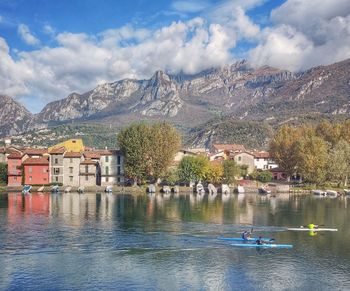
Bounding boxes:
[235,185,245,194]
[258,187,271,194]
[51,185,60,193]
[78,186,85,194]
[37,186,45,192]
[344,189,350,195]
[326,190,338,197]
[312,190,327,196]
[22,185,32,194]
[105,185,113,193]
[64,187,72,193]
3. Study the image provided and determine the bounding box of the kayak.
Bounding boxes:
[287,228,338,232]
[231,243,293,249]
[217,236,272,242]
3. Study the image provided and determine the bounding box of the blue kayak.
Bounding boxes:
[231,243,293,249]
[217,237,272,242]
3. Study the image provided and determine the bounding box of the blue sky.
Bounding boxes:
[0,0,349,113]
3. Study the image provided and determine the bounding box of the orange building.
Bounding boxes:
[22,157,50,185]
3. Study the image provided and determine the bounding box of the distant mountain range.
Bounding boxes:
[1,58,350,147]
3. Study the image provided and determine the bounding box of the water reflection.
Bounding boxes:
[0,192,349,290]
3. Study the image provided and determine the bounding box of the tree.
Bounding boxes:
[117,122,181,184]
[222,159,240,184]
[315,120,341,147]
[206,162,223,184]
[257,171,273,183]
[296,134,328,185]
[269,125,301,179]
[0,163,7,185]
[178,156,209,183]
[326,140,350,186]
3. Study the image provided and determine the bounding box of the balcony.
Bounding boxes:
[8,170,22,176]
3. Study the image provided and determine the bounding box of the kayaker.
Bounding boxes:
[241,231,249,240]
[256,236,264,245]
[307,223,319,230]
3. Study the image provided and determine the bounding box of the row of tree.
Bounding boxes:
[270,120,350,185]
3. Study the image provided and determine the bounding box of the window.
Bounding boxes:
[43,168,46,173]
[54,158,58,164]
[29,176,32,181]
[69,176,73,182]
[55,177,58,182]
[85,175,88,181]
[238,156,241,162]
[14,176,17,181]
[106,166,109,175]
[105,156,109,162]
[69,167,73,174]
[106,176,109,182]
[117,166,121,175]
[117,177,120,183]
[70,158,73,163]
[28,166,32,173]
[117,155,121,165]
[72,140,76,143]
[85,165,88,173]
[54,168,60,175]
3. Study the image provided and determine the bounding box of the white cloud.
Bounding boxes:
[17,23,40,46]
[43,24,55,36]
[171,0,211,13]
[248,0,350,71]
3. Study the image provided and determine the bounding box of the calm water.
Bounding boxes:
[0,191,349,290]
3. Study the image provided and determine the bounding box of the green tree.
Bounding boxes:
[327,140,350,186]
[117,122,181,184]
[178,156,209,183]
[222,159,240,184]
[0,163,7,185]
[206,162,223,184]
[296,134,328,185]
[257,171,273,183]
[269,125,301,179]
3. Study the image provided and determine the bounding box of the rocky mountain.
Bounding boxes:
[1,58,350,145]
[0,95,33,137]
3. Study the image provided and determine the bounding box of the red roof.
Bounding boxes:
[23,148,48,155]
[64,152,81,158]
[7,151,22,158]
[80,159,97,165]
[23,157,49,165]
[213,144,246,152]
[251,151,270,158]
[94,149,121,156]
[49,147,66,154]
[83,151,101,159]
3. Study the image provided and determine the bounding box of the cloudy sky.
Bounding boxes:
[0,0,350,113]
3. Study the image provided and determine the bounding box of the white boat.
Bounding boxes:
[105,185,113,193]
[22,185,32,194]
[147,184,156,193]
[287,227,338,232]
[236,185,245,193]
[64,187,72,193]
[196,182,205,194]
[37,186,45,192]
[344,189,350,195]
[77,186,85,194]
[312,190,327,196]
[221,184,230,195]
[162,185,171,194]
[258,187,271,194]
[326,190,338,197]
[51,185,59,193]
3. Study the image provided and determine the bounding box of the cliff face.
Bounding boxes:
[1,58,350,139]
[0,95,33,137]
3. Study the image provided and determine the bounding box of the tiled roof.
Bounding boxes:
[83,151,101,159]
[94,149,121,156]
[23,157,49,165]
[7,151,22,158]
[251,151,270,158]
[213,144,246,152]
[23,148,48,155]
[49,147,66,154]
[80,159,97,165]
[64,152,82,158]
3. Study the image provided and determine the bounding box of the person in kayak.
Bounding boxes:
[256,236,265,245]
[241,228,253,240]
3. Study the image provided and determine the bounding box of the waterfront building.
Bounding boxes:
[98,150,124,185]
[251,151,278,170]
[79,159,100,187]
[22,157,49,185]
[48,139,84,153]
[63,152,82,187]
[49,147,66,184]
[230,151,255,174]
[22,148,48,158]
[173,149,197,165]
[7,151,23,186]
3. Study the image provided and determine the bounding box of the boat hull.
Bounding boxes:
[231,243,293,248]
[218,237,272,242]
[287,228,338,232]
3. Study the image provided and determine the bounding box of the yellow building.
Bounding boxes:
[48,139,84,152]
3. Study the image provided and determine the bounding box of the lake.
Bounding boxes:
[0,192,349,290]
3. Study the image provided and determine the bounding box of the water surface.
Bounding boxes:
[0,192,349,290]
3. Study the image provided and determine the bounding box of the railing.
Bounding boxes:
[8,170,21,175]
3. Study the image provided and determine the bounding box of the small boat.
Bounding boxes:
[77,186,85,194]
[147,184,156,193]
[162,185,171,194]
[235,185,245,193]
[37,186,45,192]
[231,243,293,249]
[258,187,271,194]
[343,189,350,195]
[326,190,338,197]
[221,184,230,195]
[51,185,59,193]
[218,237,272,242]
[172,186,179,193]
[208,183,217,195]
[64,187,72,193]
[312,190,327,196]
[105,185,113,193]
[22,185,32,194]
[196,182,205,194]
[287,227,338,232]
